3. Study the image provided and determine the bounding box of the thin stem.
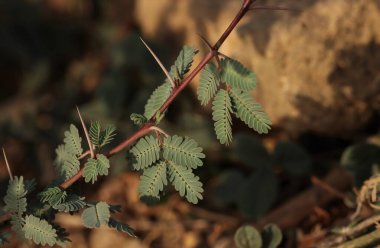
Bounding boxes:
[2,148,13,181]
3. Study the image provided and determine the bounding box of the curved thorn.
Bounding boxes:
[76,106,95,158]
[140,37,176,88]
[2,148,13,181]
[197,33,213,51]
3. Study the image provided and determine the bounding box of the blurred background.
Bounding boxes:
[1,0,380,247]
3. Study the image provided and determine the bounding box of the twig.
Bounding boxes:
[255,167,352,230]
[337,228,380,248]
[2,148,13,181]
[311,175,348,201]
[59,0,255,190]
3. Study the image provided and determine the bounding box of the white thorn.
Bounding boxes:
[76,106,95,158]
[2,148,13,181]
[140,37,176,88]
[149,126,169,137]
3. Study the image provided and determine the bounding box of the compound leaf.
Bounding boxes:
[230,88,271,134]
[163,135,205,169]
[212,89,233,145]
[144,82,172,120]
[262,224,283,248]
[53,195,86,213]
[167,161,203,204]
[23,215,57,246]
[169,46,198,81]
[108,218,136,238]
[63,124,83,156]
[221,58,256,91]
[129,135,160,170]
[83,154,110,184]
[197,63,220,105]
[3,176,27,215]
[39,187,67,206]
[138,161,167,198]
[81,202,110,228]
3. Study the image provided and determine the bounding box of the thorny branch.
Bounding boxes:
[1,0,256,223]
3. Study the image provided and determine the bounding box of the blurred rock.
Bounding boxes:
[135,0,380,136]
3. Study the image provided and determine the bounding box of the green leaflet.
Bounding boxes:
[221,58,256,91]
[83,154,110,184]
[81,202,110,228]
[53,195,86,213]
[3,176,27,214]
[23,215,57,246]
[144,82,172,120]
[63,124,83,156]
[168,46,198,81]
[129,135,160,170]
[138,161,167,198]
[163,135,205,169]
[89,122,116,148]
[234,225,262,248]
[212,89,233,145]
[167,161,203,204]
[39,187,67,206]
[55,145,80,180]
[197,63,220,106]
[229,88,271,134]
[130,113,147,126]
[108,219,136,238]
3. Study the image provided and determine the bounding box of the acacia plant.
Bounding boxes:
[0,0,275,246]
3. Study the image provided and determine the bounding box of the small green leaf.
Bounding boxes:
[39,187,67,206]
[130,113,148,126]
[274,141,312,176]
[3,176,27,214]
[81,202,110,228]
[53,195,86,213]
[83,154,110,184]
[138,161,168,198]
[221,58,256,91]
[163,135,205,169]
[262,224,282,248]
[230,88,271,134]
[169,46,198,81]
[108,219,136,238]
[234,225,262,248]
[144,82,172,120]
[212,89,233,145]
[237,170,278,218]
[197,63,220,105]
[23,215,57,246]
[167,161,203,204]
[129,135,161,170]
[341,143,380,185]
[64,124,83,156]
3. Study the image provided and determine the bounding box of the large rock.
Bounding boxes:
[135,0,380,136]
